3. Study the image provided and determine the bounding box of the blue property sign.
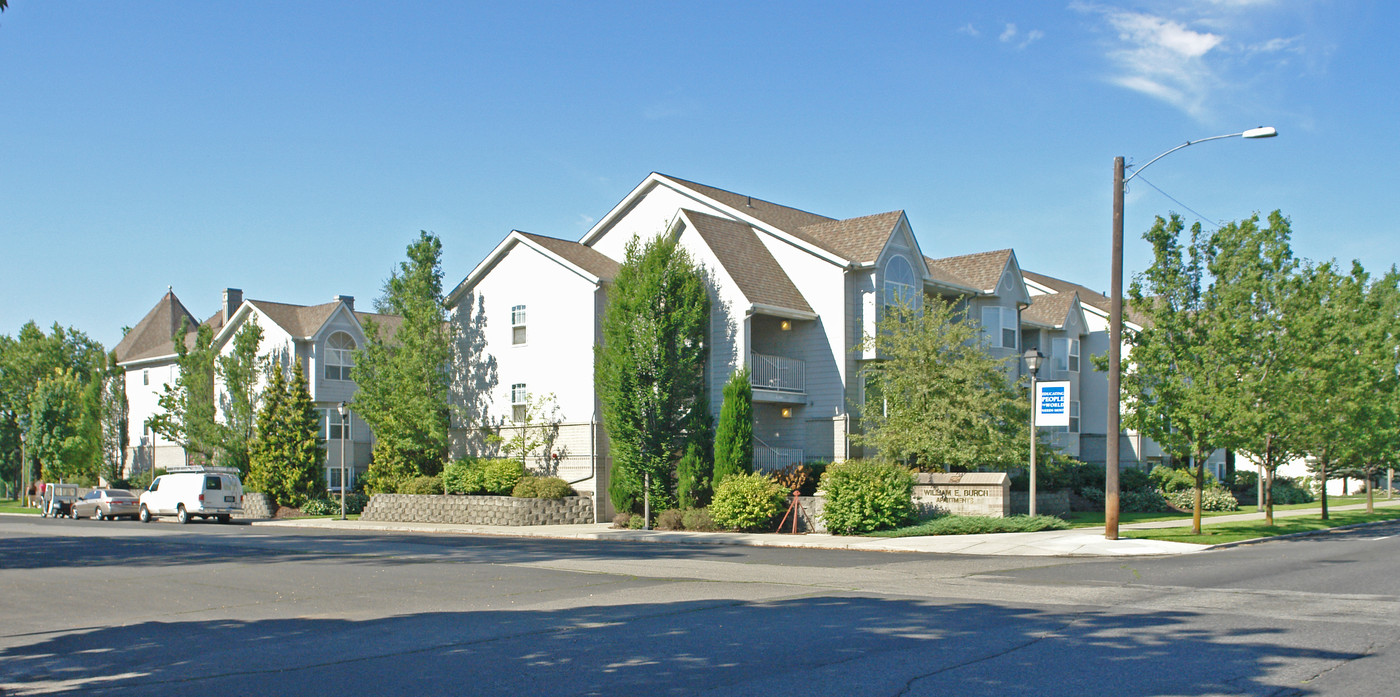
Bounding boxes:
[1035,381,1072,427]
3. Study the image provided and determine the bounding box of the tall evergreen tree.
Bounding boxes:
[596,233,710,513]
[354,231,453,492]
[712,367,753,486]
[247,362,324,507]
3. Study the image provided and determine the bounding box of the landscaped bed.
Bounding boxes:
[1123,508,1400,545]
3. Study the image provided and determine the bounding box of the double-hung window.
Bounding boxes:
[511,383,528,422]
[320,409,352,440]
[511,305,527,345]
[1069,400,1081,434]
[1052,338,1081,373]
[980,306,1019,349]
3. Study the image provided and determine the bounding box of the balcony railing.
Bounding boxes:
[751,352,804,394]
[754,443,804,471]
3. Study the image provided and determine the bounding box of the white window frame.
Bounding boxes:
[327,466,354,492]
[325,332,357,381]
[1052,337,1081,373]
[142,369,149,386]
[882,255,918,310]
[1070,400,1081,434]
[511,305,527,346]
[511,383,527,423]
[320,408,352,441]
[981,306,1019,350]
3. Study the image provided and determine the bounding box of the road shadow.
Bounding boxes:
[0,596,1355,696]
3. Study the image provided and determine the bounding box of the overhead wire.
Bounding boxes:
[1128,172,1223,231]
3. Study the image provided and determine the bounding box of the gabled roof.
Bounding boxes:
[239,299,403,342]
[658,174,836,233]
[794,210,907,265]
[517,232,621,281]
[1022,269,1148,326]
[113,291,202,364]
[683,210,814,316]
[1022,290,1080,329]
[922,256,978,292]
[927,249,1015,294]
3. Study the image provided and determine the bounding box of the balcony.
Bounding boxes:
[751,352,804,403]
[754,440,803,471]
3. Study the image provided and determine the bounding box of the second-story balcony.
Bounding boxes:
[750,352,804,403]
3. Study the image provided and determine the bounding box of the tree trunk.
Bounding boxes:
[1263,435,1275,526]
[1366,466,1375,514]
[1319,457,1328,521]
[1192,453,1204,535]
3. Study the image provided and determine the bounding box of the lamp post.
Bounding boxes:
[1106,126,1277,540]
[337,401,348,521]
[1024,348,1045,517]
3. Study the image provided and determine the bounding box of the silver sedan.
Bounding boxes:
[72,489,141,521]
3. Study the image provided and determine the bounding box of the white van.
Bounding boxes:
[139,466,244,524]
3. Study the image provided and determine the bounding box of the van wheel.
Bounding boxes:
[177,505,190,524]
[217,514,231,524]
[139,505,151,523]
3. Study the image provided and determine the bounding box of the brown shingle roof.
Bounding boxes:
[685,210,813,315]
[518,232,621,281]
[927,249,1013,293]
[1022,269,1149,326]
[248,300,339,339]
[114,291,202,364]
[794,210,906,264]
[1022,291,1078,328]
[659,174,835,233]
[922,256,976,290]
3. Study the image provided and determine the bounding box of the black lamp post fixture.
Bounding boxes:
[337,401,349,521]
[1023,348,1045,517]
[1106,126,1277,539]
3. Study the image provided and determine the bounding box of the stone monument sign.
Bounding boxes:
[912,472,1011,518]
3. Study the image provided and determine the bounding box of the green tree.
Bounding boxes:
[148,319,218,465]
[0,321,105,484]
[354,231,453,492]
[1203,211,1302,525]
[852,295,1027,470]
[214,318,264,475]
[27,368,101,483]
[595,233,710,514]
[499,392,562,469]
[711,367,753,486]
[98,350,128,484]
[247,362,324,507]
[1124,214,1228,534]
[676,441,711,509]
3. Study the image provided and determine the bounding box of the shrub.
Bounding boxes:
[1149,465,1218,494]
[682,507,716,531]
[819,460,915,535]
[512,476,575,499]
[871,514,1071,537]
[443,458,525,495]
[1271,476,1315,505]
[1166,486,1239,512]
[301,493,370,515]
[710,472,788,531]
[676,442,711,509]
[655,508,685,530]
[1120,467,1152,492]
[481,458,526,495]
[398,475,443,495]
[1076,486,1172,513]
[627,513,647,529]
[612,512,633,529]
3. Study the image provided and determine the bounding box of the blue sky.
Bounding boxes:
[3,1,1396,350]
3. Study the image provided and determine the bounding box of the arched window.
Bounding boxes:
[883,254,917,309]
[325,332,356,381]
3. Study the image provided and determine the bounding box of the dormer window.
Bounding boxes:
[325,332,356,381]
[882,255,917,309]
[511,305,527,345]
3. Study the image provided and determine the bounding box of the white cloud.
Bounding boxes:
[958,22,980,38]
[576,214,596,228]
[1000,23,1018,42]
[998,22,1043,49]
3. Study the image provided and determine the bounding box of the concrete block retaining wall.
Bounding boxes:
[240,493,276,519]
[361,494,595,526]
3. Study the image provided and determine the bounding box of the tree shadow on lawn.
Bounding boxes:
[0,596,1356,696]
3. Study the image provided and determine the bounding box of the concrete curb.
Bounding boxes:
[1203,516,1400,551]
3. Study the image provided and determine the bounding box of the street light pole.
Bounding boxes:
[337,401,348,521]
[1024,348,1044,517]
[1106,127,1277,540]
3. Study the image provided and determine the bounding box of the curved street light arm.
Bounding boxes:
[1124,132,1247,183]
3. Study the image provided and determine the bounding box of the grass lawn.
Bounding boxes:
[868,514,1070,538]
[0,498,40,515]
[1123,508,1400,545]
[1065,494,1389,528]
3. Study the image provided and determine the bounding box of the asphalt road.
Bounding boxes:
[3,515,1399,696]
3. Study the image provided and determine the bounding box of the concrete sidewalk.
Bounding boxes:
[255,518,1206,557]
